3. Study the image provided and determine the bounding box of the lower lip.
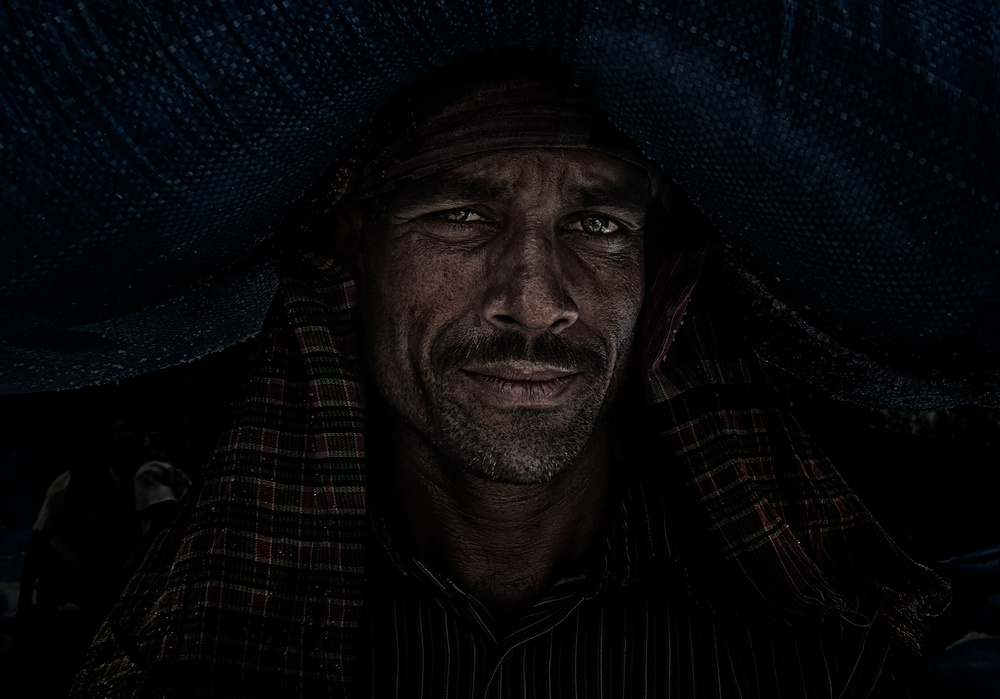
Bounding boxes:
[458,371,580,406]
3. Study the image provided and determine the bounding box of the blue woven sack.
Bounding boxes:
[2,0,997,406]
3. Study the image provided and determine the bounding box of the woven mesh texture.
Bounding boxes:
[2,0,998,405]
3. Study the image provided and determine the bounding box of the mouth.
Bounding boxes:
[458,362,582,406]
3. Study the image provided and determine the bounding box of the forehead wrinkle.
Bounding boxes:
[384,149,653,217]
[564,182,650,215]
[393,170,510,208]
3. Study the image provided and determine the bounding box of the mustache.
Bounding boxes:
[433,331,608,375]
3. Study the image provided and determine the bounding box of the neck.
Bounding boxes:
[373,414,612,623]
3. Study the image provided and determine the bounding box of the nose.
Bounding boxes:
[482,226,579,333]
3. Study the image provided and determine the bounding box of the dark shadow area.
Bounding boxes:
[0,341,251,698]
[773,372,1000,681]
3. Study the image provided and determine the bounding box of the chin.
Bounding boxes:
[459,452,571,485]
[432,405,601,485]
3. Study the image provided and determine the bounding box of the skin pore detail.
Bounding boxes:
[363,148,649,485]
[361,147,651,619]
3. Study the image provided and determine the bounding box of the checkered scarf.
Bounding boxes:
[72,243,369,696]
[639,246,949,641]
[71,229,947,697]
[73,70,948,697]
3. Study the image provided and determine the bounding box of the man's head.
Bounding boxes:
[353,58,657,484]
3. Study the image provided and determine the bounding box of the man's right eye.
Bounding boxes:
[437,208,483,223]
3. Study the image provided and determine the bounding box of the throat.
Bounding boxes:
[451,531,590,615]
[370,417,614,625]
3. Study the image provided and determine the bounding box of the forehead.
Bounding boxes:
[384,148,653,210]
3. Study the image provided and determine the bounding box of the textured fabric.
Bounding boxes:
[73,250,369,696]
[2,1,998,406]
[634,245,949,648]
[69,36,948,698]
[70,233,948,696]
[354,58,660,197]
[358,469,937,698]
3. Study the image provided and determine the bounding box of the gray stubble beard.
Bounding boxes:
[429,401,605,485]
[427,353,633,485]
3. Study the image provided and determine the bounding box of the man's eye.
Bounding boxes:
[437,208,483,223]
[573,216,620,235]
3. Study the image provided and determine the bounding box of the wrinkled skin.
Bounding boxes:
[363,148,649,484]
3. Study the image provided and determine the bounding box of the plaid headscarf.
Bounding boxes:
[73,60,948,698]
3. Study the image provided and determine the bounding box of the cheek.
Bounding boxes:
[363,243,413,368]
[613,285,644,355]
[367,244,479,363]
[405,266,483,366]
[588,253,645,346]
[615,255,645,313]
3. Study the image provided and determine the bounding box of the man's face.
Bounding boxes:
[363,148,649,484]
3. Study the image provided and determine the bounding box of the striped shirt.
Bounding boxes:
[357,469,939,698]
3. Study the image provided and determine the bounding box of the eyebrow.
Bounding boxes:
[392,172,505,208]
[389,167,653,216]
[566,182,651,216]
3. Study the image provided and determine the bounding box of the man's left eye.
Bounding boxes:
[573,216,620,235]
[437,208,484,223]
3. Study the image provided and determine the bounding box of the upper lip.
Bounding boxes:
[460,361,580,382]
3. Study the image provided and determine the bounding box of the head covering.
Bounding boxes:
[73,54,948,697]
[352,54,661,198]
[4,2,996,406]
